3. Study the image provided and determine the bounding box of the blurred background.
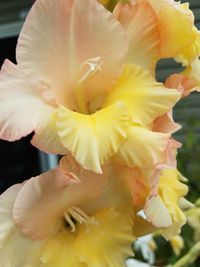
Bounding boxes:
[0,0,200,266]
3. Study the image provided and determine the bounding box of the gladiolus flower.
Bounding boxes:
[114,0,200,72]
[0,0,180,173]
[0,0,198,265]
[145,169,188,240]
[0,158,137,267]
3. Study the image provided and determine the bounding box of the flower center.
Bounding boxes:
[64,207,97,232]
[75,57,103,114]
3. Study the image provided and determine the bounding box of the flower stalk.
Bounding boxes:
[172,241,200,267]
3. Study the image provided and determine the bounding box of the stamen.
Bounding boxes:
[78,57,103,85]
[64,212,76,232]
[64,207,97,232]
[75,57,103,114]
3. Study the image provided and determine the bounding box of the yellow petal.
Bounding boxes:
[57,102,129,173]
[114,0,160,74]
[113,125,170,168]
[0,184,23,248]
[153,111,181,134]
[74,208,134,267]
[104,64,180,126]
[0,230,43,267]
[175,27,200,66]
[148,0,195,58]
[41,230,84,267]
[144,195,172,228]
[165,73,198,98]
[158,169,188,239]
[183,58,200,92]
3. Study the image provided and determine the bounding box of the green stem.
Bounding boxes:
[172,241,200,267]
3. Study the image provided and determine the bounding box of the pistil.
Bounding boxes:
[75,57,103,114]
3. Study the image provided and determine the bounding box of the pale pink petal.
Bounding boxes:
[123,166,150,209]
[165,73,198,98]
[144,195,172,228]
[59,154,83,178]
[0,184,23,247]
[158,139,182,169]
[16,0,128,108]
[31,112,68,155]
[113,125,171,169]
[0,230,44,267]
[153,111,181,134]
[13,166,106,240]
[114,0,160,73]
[0,60,54,141]
[143,167,172,228]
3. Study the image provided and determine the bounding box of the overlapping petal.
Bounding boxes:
[104,64,180,126]
[159,169,188,239]
[0,60,54,141]
[0,183,44,267]
[114,0,160,73]
[0,161,137,267]
[13,168,106,240]
[145,169,188,239]
[74,208,134,267]
[0,231,43,267]
[0,184,23,247]
[31,112,68,155]
[113,125,170,169]
[165,58,200,98]
[16,0,128,108]
[153,111,181,134]
[145,195,172,228]
[57,102,129,173]
[40,230,83,267]
[148,0,196,59]
[181,58,200,92]
[0,0,197,265]
[175,27,200,66]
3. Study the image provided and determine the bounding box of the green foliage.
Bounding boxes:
[176,115,200,203]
